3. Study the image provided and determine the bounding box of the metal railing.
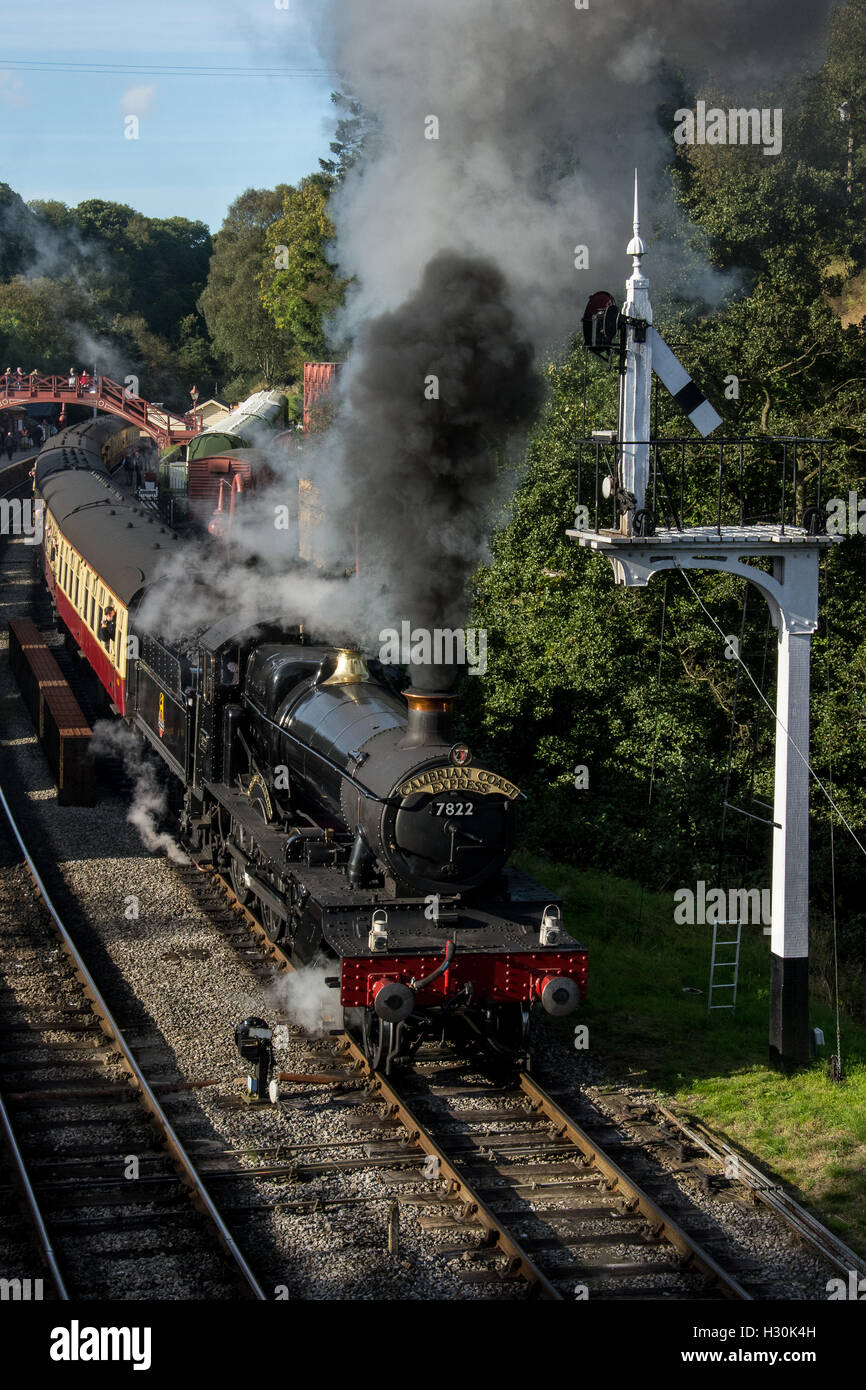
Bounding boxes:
[572,436,830,536]
[0,373,196,446]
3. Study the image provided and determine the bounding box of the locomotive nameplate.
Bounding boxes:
[398,767,520,800]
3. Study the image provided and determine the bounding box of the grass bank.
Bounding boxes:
[519,852,866,1257]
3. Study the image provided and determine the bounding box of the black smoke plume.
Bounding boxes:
[318,251,544,650]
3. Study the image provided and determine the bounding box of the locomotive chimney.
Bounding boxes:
[401,689,455,747]
[400,656,456,746]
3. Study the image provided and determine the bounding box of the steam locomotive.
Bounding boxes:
[34,418,586,1071]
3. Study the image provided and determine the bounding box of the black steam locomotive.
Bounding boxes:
[35,419,587,1071]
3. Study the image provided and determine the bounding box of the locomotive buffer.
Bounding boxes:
[567,173,839,1072]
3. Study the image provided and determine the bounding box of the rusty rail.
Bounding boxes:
[518,1072,751,1301]
[342,1037,564,1299]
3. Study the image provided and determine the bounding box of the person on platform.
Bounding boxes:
[80,369,91,390]
[3,431,14,461]
[68,368,77,389]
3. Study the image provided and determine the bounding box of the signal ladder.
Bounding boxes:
[708,920,742,1014]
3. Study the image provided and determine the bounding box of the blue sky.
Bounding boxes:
[0,0,336,230]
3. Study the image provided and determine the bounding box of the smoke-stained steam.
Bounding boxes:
[320,252,543,640]
[310,0,833,342]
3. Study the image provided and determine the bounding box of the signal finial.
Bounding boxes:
[626,168,647,268]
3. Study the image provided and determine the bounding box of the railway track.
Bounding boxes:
[0,708,856,1302]
[2,504,857,1303]
[0,782,267,1300]
[340,1042,751,1300]
[190,860,862,1301]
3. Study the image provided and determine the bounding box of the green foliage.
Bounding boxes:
[198,185,296,391]
[0,84,374,404]
[260,174,349,373]
[467,27,866,1002]
[318,91,376,183]
[0,191,215,406]
[0,275,100,366]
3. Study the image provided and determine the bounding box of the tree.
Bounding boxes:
[70,199,137,254]
[0,276,99,366]
[26,200,71,231]
[260,174,349,370]
[467,22,866,915]
[124,214,212,342]
[0,184,38,281]
[198,186,296,388]
[318,91,375,182]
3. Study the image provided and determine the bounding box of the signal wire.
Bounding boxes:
[673,563,866,863]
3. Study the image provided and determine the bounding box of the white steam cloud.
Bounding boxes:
[278,966,338,1036]
[91,720,188,864]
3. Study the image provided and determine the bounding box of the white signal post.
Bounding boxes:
[619,170,652,533]
[568,179,840,1071]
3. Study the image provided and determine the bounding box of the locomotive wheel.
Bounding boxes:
[488,1002,532,1072]
[362,1012,401,1075]
[228,851,252,905]
[259,902,284,943]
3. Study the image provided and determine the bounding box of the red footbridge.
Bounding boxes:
[0,373,198,447]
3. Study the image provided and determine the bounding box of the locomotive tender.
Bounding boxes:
[34,419,586,1071]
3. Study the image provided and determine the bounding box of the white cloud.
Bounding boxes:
[0,70,28,108]
[120,83,156,117]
